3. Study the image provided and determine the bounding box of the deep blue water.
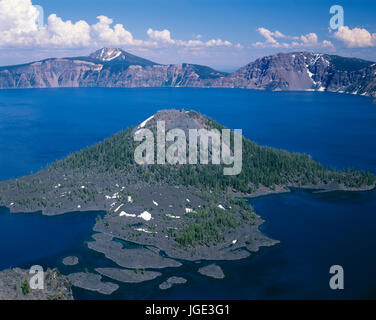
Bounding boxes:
[0,208,105,271]
[0,88,375,299]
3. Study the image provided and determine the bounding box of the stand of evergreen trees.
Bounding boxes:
[50,125,375,194]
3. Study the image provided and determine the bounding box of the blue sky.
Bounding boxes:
[0,0,375,70]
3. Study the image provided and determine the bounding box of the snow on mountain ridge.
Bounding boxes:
[92,48,124,62]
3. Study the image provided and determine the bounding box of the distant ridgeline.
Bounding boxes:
[0,110,375,254]
[0,48,375,97]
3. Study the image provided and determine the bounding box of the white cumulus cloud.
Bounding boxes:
[147,28,175,44]
[334,26,376,48]
[37,14,91,48]
[0,0,234,50]
[253,27,333,49]
[146,28,232,48]
[91,15,144,47]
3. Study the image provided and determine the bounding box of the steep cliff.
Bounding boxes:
[215,52,376,96]
[0,48,375,97]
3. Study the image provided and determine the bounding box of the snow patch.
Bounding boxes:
[93,65,103,72]
[119,211,136,217]
[114,204,124,213]
[135,228,153,234]
[166,214,181,219]
[97,48,122,61]
[106,51,121,61]
[305,64,316,84]
[138,115,154,129]
[106,192,119,199]
[138,211,152,221]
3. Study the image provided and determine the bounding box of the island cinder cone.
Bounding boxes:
[0,110,374,262]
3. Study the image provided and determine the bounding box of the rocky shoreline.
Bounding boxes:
[1,180,371,298]
[2,180,373,216]
[0,181,372,267]
[95,268,162,284]
[0,109,375,298]
[198,264,225,279]
[159,277,187,290]
[87,237,183,269]
[62,256,79,266]
[234,181,376,199]
[0,268,73,300]
[67,272,119,295]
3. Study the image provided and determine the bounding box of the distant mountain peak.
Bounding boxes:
[87,47,158,67]
[90,48,125,62]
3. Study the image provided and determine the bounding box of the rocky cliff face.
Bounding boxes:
[0,48,225,89]
[0,48,375,97]
[212,52,376,96]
